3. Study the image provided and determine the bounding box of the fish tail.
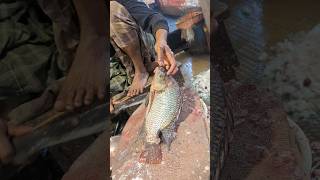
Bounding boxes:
[161,123,176,151]
[139,143,162,164]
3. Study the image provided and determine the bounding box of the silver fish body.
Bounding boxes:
[144,72,182,145]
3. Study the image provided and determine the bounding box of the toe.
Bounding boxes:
[74,88,85,107]
[54,94,67,112]
[97,86,105,100]
[66,91,75,111]
[129,89,136,97]
[133,89,138,96]
[127,89,132,97]
[139,87,144,94]
[84,88,94,105]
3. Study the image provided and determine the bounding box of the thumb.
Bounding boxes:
[8,125,33,137]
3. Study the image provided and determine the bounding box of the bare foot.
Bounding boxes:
[54,37,106,111]
[127,71,149,97]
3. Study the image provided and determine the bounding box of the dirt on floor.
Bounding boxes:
[220,82,308,180]
[262,24,320,179]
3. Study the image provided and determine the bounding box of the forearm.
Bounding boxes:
[155,29,168,43]
[73,0,107,40]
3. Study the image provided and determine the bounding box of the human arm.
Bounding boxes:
[116,0,169,36]
[154,29,178,75]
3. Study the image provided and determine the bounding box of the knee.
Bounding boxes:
[110,1,128,24]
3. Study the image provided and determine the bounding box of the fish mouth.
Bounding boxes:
[158,66,166,72]
[154,66,166,74]
[154,66,167,78]
[158,67,167,75]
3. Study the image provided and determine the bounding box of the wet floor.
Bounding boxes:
[176,51,210,79]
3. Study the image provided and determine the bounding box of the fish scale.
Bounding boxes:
[145,76,182,144]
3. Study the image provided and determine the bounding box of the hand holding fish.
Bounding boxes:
[155,29,179,75]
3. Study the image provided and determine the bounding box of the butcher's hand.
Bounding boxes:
[155,29,178,75]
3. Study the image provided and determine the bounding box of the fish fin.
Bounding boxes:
[145,91,155,115]
[161,122,176,151]
[144,93,149,107]
[139,143,162,164]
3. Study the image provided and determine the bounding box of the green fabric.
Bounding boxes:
[110,56,131,96]
[0,0,61,101]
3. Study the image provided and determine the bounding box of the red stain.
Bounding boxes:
[122,130,131,141]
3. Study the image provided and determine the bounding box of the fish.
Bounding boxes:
[139,66,182,164]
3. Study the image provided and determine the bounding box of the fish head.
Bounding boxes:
[152,67,167,91]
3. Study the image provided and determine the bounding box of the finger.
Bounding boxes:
[164,46,175,63]
[0,119,14,163]
[164,46,176,75]
[172,67,179,75]
[74,88,85,107]
[8,125,33,137]
[166,65,170,70]
[157,47,164,66]
[0,136,13,164]
[84,88,94,105]
[167,60,176,75]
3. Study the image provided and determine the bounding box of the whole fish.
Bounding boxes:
[139,67,182,164]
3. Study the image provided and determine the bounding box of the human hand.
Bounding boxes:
[0,119,32,164]
[155,29,178,75]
